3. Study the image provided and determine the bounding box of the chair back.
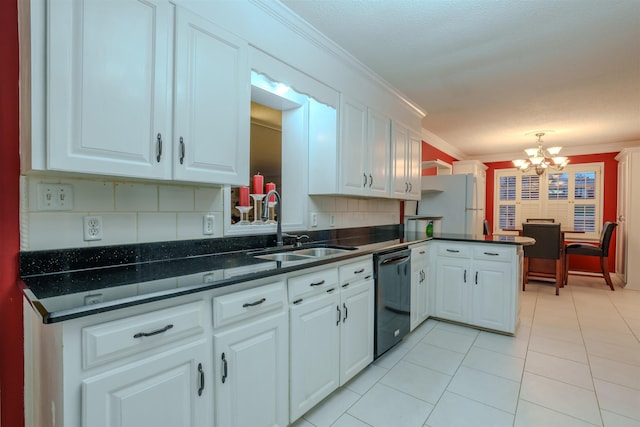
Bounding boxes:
[522,223,562,260]
[599,222,617,256]
[483,219,490,235]
[526,218,555,223]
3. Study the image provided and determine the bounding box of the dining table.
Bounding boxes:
[503,227,585,284]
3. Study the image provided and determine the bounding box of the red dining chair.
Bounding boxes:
[563,222,617,291]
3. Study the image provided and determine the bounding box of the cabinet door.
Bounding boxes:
[48,0,173,179]
[434,256,468,323]
[471,260,513,332]
[407,131,422,200]
[391,122,409,198]
[173,8,250,185]
[367,109,391,196]
[289,291,341,422]
[410,246,428,331]
[339,96,368,195]
[82,340,209,427]
[418,251,431,322]
[214,311,288,427]
[340,279,374,384]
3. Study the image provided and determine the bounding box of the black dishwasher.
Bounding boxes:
[374,247,411,359]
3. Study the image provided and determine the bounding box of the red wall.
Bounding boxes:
[484,153,620,274]
[0,0,24,425]
[422,142,458,175]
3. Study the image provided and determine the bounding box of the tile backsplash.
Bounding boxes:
[21,174,400,251]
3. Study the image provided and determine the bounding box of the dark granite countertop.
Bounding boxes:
[19,225,533,324]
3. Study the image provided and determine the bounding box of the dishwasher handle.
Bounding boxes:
[380,255,410,266]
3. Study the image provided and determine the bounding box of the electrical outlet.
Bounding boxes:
[84,294,103,305]
[310,213,318,227]
[203,213,215,235]
[37,184,73,211]
[329,214,336,227]
[83,216,103,241]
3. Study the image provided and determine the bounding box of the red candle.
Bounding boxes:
[266,182,276,202]
[239,186,250,207]
[253,174,264,194]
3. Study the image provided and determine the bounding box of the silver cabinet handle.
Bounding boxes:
[156,133,163,162]
[133,324,173,339]
[221,353,228,384]
[242,297,266,308]
[179,137,185,164]
[197,363,205,396]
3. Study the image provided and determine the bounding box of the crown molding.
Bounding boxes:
[473,140,640,163]
[420,129,466,160]
[250,0,426,118]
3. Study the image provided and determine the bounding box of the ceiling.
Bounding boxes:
[280,0,640,161]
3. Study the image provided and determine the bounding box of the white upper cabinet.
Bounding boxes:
[173,8,249,185]
[366,108,393,197]
[339,97,391,197]
[339,97,369,195]
[391,122,421,200]
[40,0,249,185]
[47,0,174,179]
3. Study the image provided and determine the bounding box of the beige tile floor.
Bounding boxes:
[291,275,640,427]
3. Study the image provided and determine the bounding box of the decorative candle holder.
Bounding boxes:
[235,206,252,225]
[267,201,278,224]
[250,194,265,224]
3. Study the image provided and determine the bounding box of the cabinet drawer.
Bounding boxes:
[436,243,470,258]
[288,268,339,302]
[82,301,205,369]
[339,258,373,286]
[213,281,286,328]
[472,245,513,262]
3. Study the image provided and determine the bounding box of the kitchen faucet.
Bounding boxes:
[262,189,284,246]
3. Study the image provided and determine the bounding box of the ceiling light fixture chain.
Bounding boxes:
[512,132,569,176]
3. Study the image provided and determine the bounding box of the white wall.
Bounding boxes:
[21,174,400,251]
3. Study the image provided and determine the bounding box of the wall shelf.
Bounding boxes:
[422,159,452,175]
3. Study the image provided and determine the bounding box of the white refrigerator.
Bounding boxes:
[417,174,485,235]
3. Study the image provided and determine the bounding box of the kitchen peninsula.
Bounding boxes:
[22,226,532,427]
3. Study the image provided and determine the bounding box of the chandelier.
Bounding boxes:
[512,132,569,176]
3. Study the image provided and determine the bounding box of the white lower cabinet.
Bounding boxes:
[288,257,374,423]
[433,242,520,334]
[410,244,431,331]
[24,298,212,427]
[212,281,289,427]
[83,340,209,427]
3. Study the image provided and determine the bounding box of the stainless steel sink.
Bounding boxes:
[250,244,357,263]
[292,247,354,257]
[254,253,315,262]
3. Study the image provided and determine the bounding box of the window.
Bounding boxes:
[494,163,603,239]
